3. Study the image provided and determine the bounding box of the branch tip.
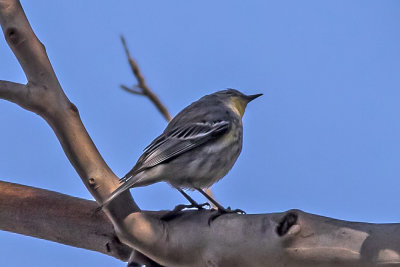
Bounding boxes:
[120,84,145,96]
[120,34,130,58]
[119,36,172,121]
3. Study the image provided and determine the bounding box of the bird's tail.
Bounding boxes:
[99,174,143,209]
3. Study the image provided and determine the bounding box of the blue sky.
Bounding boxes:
[1,1,399,266]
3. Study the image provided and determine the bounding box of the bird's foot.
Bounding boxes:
[191,202,211,210]
[161,202,210,221]
[208,207,246,225]
[174,202,210,211]
[224,206,246,214]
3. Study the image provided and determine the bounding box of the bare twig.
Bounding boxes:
[120,84,145,96]
[120,35,172,122]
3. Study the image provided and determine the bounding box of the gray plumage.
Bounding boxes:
[102,89,261,208]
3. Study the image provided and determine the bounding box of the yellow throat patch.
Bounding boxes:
[228,97,247,117]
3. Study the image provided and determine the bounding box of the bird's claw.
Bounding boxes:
[208,207,246,225]
[172,202,210,212]
[195,202,211,209]
[226,206,246,214]
[161,202,210,221]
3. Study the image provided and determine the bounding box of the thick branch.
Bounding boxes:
[0,0,145,264]
[0,0,55,85]
[0,0,137,214]
[79,207,400,267]
[2,180,400,267]
[0,180,131,260]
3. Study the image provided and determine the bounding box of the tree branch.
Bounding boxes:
[0,0,147,265]
[2,179,400,266]
[0,180,131,260]
[120,35,172,122]
[120,84,145,96]
[0,0,137,212]
[1,1,400,266]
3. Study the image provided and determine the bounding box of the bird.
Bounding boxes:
[101,89,262,214]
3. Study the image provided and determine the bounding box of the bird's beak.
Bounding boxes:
[246,93,263,102]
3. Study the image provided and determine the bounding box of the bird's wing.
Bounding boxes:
[121,120,230,181]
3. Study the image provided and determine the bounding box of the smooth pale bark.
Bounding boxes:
[1,0,399,266]
[1,180,400,266]
[0,0,148,265]
[0,181,131,260]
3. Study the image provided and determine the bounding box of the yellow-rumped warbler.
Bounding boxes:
[102,89,262,213]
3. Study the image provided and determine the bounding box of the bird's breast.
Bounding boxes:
[167,122,243,189]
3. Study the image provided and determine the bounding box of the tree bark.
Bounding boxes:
[2,180,400,267]
[1,0,399,266]
[0,180,131,261]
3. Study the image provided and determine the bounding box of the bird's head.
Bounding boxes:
[216,89,262,117]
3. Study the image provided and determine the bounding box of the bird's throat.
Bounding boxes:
[228,98,246,117]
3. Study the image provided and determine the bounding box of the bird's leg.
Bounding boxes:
[195,188,245,223]
[161,188,210,221]
[195,188,225,210]
[176,188,210,210]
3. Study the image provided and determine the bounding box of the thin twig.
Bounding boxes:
[120,35,172,122]
[120,84,145,96]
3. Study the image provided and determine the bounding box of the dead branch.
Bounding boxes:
[120,35,172,122]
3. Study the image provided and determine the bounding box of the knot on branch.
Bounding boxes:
[67,102,79,115]
[105,236,132,261]
[276,212,298,236]
[88,177,96,186]
[5,27,20,45]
